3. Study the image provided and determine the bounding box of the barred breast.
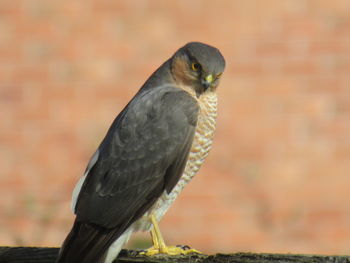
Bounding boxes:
[133,90,218,232]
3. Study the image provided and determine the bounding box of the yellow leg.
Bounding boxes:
[150,214,168,253]
[150,225,159,249]
[140,214,201,256]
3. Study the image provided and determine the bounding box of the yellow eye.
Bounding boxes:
[216,73,222,79]
[191,62,200,71]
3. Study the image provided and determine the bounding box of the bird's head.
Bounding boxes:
[170,42,225,97]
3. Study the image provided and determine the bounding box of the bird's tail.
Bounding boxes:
[56,219,123,263]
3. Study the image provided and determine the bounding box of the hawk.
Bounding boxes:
[56,42,225,263]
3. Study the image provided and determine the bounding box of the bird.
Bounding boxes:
[56,42,225,263]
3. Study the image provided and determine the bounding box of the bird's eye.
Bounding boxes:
[191,62,200,71]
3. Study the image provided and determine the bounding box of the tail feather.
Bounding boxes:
[56,219,125,263]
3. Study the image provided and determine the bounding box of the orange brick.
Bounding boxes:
[1,0,350,254]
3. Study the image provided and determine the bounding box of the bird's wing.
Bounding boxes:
[75,85,199,229]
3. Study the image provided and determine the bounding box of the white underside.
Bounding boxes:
[104,227,133,263]
[71,149,99,212]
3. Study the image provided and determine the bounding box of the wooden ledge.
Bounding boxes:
[0,246,349,263]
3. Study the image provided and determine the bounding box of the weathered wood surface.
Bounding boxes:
[1,246,350,263]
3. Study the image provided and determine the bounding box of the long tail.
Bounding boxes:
[56,219,125,263]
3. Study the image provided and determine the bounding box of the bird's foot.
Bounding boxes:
[140,244,201,256]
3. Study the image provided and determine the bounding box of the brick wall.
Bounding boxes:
[1,0,350,254]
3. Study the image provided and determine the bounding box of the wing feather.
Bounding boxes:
[58,86,199,263]
[75,86,199,229]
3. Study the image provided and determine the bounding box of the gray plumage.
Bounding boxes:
[56,42,225,263]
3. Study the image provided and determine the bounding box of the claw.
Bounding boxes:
[138,214,201,257]
[139,245,201,256]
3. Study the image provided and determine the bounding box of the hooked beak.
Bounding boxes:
[201,74,214,90]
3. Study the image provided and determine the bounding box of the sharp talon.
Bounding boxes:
[141,245,202,256]
[144,214,202,256]
[175,244,197,251]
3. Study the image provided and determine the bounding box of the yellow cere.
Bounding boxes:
[205,74,213,83]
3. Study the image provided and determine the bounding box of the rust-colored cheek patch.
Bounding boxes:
[171,56,194,86]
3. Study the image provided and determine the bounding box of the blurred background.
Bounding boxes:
[1,0,350,255]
